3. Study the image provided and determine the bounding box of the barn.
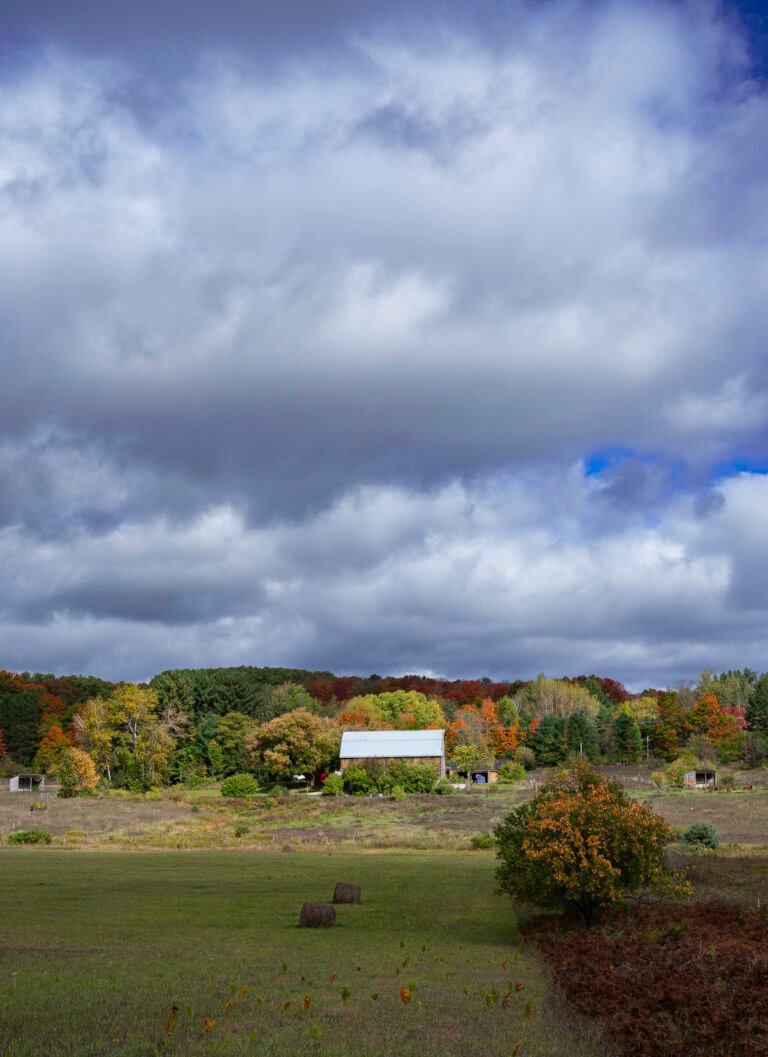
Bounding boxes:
[339,730,446,779]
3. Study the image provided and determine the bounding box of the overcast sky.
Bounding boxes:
[1,0,768,687]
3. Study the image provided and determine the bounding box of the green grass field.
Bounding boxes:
[0,849,613,1057]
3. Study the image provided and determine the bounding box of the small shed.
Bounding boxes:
[683,769,717,790]
[340,730,446,779]
[9,774,45,793]
[447,760,500,784]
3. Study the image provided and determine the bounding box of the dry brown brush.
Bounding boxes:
[528,901,768,1057]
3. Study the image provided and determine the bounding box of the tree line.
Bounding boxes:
[1,665,767,793]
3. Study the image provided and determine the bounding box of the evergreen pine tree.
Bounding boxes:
[614,710,643,763]
[530,716,567,766]
[746,674,768,736]
[596,699,616,757]
[566,711,599,760]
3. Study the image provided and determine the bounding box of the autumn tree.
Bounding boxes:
[514,675,601,720]
[451,741,494,777]
[624,695,660,735]
[247,708,340,781]
[79,685,174,790]
[496,763,686,926]
[649,691,682,760]
[54,747,99,797]
[688,692,743,745]
[447,699,521,760]
[697,668,756,713]
[33,725,73,773]
[341,690,445,730]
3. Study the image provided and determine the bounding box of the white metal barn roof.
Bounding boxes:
[340,729,445,759]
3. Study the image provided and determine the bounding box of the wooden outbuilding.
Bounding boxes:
[683,769,717,789]
[339,730,446,779]
[9,774,45,792]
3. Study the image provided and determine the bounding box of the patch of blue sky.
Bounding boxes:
[732,0,768,78]
[582,449,676,478]
[714,457,768,477]
[583,448,638,477]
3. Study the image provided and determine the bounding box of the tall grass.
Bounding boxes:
[0,849,613,1057]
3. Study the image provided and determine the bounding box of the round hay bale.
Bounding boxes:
[333,882,361,904]
[299,903,336,928]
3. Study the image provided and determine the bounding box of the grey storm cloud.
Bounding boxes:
[1,0,768,685]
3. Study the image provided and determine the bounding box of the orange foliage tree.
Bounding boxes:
[688,692,743,744]
[54,747,99,796]
[33,725,74,773]
[496,763,687,926]
[446,699,521,759]
[335,708,373,730]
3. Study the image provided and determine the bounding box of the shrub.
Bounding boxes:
[720,772,736,788]
[220,773,259,798]
[497,762,525,783]
[496,762,688,926]
[391,784,406,802]
[742,733,767,768]
[321,773,344,796]
[470,833,496,849]
[434,779,454,795]
[343,764,373,796]
[7,830,52,845]
[377,760,437,794]
[29,801,48,812]
[650,770,666,789]
[716,732,745,764]
[514,746,537,771]
[679,821,719,850]
[664,754,697,788]
[262,795,279,808]
[0,757,24,779]
[233,822,251,838]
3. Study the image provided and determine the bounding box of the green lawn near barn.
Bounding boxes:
[0,849,612,1057]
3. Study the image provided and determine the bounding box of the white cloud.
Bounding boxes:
[663,377,768,435]
[2,467,762,686]
[2,2,768,682]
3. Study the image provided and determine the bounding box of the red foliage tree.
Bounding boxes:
[689,692,743,744]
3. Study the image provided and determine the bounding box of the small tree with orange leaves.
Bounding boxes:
[496,763,687,926]
[53,747,99,797]
[33,725,73,773]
